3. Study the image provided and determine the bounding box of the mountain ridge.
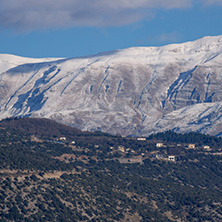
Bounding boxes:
[1,35,222,136]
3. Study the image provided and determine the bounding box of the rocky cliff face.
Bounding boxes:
[1,35,222,136]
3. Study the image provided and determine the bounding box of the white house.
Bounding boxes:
[156,143,164,148]
[203,145,211,150]
[188,144,195,149]
[118,146,125,153]
[59,137,66,141]
[168,155,176,162]
[137,138,146,141]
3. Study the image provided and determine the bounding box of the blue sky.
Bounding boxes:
[0,0,222,58]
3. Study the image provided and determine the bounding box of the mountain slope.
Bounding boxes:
[0,117,222,222]
[0,35,222,136]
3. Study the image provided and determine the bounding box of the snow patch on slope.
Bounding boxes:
[0,35,222,136]
[0,54,64,74]
[147,102,222,136]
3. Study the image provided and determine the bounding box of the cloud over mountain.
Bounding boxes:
[0,0,192,30]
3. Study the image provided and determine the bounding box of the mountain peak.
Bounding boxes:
[1,35,222,136]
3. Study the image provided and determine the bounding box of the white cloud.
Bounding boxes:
[0,0,192,31]
[203,0,222,6]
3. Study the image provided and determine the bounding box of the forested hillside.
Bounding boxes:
[0,118,221,221]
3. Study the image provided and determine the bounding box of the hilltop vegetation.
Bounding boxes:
[0,117,222,221]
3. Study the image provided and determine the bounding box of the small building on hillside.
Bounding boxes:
[203,145,211,151]
[59,137,66,141]
[188,144,195,149]
[118,146,125,153]
[137,137,146,141]
[168,155,176,162]
[156,143,164,148]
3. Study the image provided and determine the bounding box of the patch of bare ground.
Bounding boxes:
[151,200,158,210]
[0,169,79,180]
[122,211,142,222]
[54,153,76,162]
[164,211,182,222]
[30,135,43,143]
[118,156,143,164]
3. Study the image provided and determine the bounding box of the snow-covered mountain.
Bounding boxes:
[1,35,222,136]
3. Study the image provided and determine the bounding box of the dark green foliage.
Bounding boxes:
[0,117,82,139]
[0,117,221,221]
[148,130,222,148]
[0,127,72,171]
